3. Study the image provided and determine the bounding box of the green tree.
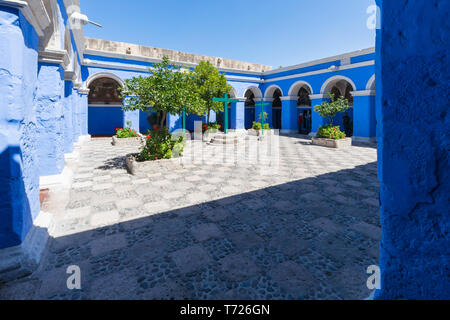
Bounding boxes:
[120,56,204,129]
[189,61,233,123]
[314,92,350,126]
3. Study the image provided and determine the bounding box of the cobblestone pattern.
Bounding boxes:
[0,135,380,300]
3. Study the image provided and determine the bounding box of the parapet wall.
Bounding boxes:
[84,38,272,73]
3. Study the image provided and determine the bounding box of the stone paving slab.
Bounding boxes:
[0,135,380,300]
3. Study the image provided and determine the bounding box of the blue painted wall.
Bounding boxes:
[0,6,40,249]
[245,107,255,129]
[139,110,153,133]
[88,107,124,136]
[63,81,74,153]
[375,0,450,299]
[34,63,66,176]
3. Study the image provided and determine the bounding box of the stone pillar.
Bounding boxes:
[310,94,327,135]
[35,63,65,177]
[71,86,80,146]
[209,110,217,123]
[375,0,449,299]
[281,96,298,134]
[122,97,140,132]
[63,81,74,154]
[230,100,245,131]
[351,90,377,143]
[78,89,89,137]
[0,5,40,249]
[167,113,182,133]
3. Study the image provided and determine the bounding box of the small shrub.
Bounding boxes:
[137,128,185,162]
[317,125,346,140]
[115,127,138,138]
[252,121,270,131]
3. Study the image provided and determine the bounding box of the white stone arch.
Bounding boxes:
[366,74,376,90]
[264,85,284,98]
[229,86,238,98]
[320,75,357,94]
[288,80,313,96]
[83,72,125,91]
[243,86,263,99]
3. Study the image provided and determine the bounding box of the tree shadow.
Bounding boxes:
[96,156,127,171]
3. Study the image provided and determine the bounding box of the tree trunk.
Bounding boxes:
[161,111,167,129]
[207,108,211,124]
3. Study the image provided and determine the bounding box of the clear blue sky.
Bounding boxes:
[80,0,376,68]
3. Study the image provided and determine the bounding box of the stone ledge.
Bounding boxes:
[312,137,352,149]
[126,154,184,175]
[248,129,277,137]
[111,136,145,146]
[39,166,73,190]
[0,211,54,284]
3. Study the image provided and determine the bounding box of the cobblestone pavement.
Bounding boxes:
[0,134,380,300]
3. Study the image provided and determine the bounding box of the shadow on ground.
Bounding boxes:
[0,162,381,300]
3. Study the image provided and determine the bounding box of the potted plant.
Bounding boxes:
[312,93,352,148]
[248,112,272,136]
[111,121,144,146]
[126,128,186,175]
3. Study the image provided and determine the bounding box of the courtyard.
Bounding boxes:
[0,135,380,300]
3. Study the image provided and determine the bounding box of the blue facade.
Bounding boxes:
[1,0,448,301]
[0,6,40,248]
[88,107,123,135]
[374,0,449,300]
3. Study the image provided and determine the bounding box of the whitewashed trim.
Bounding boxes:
[227,75,263,83]
[264,60,375,84]
[264,47,375,75]
[366,74,376,90]
[0,0,49,37]
[243,86,263,99]
[320,75,357,94]
[280,96,298,101]
[83,71,125,90]
[62,0,86,58]
[38,48,70,67]
[77,88,90,95]
[288,80,314,96]
[351,90,376,97]
[309,94,327,100]
[264,85,284,98]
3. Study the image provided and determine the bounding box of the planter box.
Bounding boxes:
[111,135,145,146]
[312,137,352,149]
[126,154,184,175]
[247,129,275,137]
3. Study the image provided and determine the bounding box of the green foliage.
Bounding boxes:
[202,122,222,133]
[189,61,233,123]
[137,128,185,162]
[121,56,204,128]
[252,112,270,130]
[317,125,346,140]
[258,112,268,123]
[314,92,350,126]
[115,126,138,138]
[252,122,270,131]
